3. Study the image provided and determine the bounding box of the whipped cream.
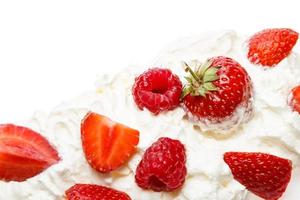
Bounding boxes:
[1,30,300,200]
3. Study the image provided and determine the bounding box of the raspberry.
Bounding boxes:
[132,68,182,115]
[135,137,187,192]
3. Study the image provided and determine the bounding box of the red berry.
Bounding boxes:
[0,124,60,182]
[224,152,292,200]
[135,137,186,192]
[248,28,299,67]
[81,112,139,173]
[289,85,300,114]
[182,56,252,127]
[66,184,131,200]
[132,68,182,114]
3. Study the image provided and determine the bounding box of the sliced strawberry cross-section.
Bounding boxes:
[81,112,140,173]
[0,124,60,182]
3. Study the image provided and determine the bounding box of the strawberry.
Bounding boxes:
[65,184,131,200]
[81,112,139,173]
[0,124,60,182]
[181,56,253,129]
[248,28,299,67]
[289,85,300,114]
[224,152,292,200]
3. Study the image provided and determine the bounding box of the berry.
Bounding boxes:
[0,124,60,182]
[81,112,139,173]
[132,68,182,115]
[224,152,292,200]
[135,137,186,192]
[181,56,252,127]
[65,184,131,200]
[248,28,299,67]
[289,85,300,114]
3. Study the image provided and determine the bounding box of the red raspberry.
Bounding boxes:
[135,137,187,192]
[132,68,182,115]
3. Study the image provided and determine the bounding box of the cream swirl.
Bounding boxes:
[1,30,300,200]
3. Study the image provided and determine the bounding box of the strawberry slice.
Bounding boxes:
[248,28,299,67]
[0,124,60,182]
[65,184,131,200]
[81,112,139,173]
[224,152,292,200]
[289,85,300,114]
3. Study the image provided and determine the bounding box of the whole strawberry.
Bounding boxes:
[135,137,186,192]
[181,56,253,130]
[289,85,300,114]
[65,184,131,200]
[248,28,299,67]
[132,68,182,115]
[224,152,292,200]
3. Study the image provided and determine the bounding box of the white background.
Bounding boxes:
[0,1,300,199]
[0,0,299,123]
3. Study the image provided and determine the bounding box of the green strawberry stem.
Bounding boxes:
[183,62,201,84]
[181,59,219,99]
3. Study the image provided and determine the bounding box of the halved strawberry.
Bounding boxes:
[0,124,60,182]
[224,152,292,200]
[289,85,300,114]
[65,184,131,200]
[248,28,299,67]
[81,112,139,173]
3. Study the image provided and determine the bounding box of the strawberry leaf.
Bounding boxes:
[203,82,218,91]
[184,76,193,83]
[198,59,213,77]
[198,86,206,97]
[182,60,219,98]
[181,86,192,99]
[203,67,219,83]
